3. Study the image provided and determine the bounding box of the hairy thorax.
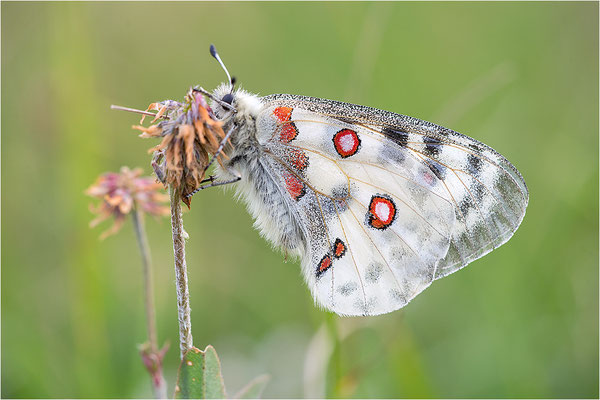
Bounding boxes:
[215,94,306,255]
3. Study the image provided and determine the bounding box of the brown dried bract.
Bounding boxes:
[133,89,230,207]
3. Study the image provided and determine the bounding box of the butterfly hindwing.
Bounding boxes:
[251,94,528,316]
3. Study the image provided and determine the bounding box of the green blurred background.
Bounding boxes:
[2,2,598,398]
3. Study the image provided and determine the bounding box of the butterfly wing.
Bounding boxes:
[255,94,528,316]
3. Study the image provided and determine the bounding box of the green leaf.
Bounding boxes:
[175,345,226,399]
[233,374,270,399]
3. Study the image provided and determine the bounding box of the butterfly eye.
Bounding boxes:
[222,93,234,105]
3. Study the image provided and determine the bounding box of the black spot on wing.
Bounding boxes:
[334,116,357,125]
[468,142,483,153]
[427,160,446,180]
[471,180,485,201]
[382,126,408,148]
[423,136,442,158]
[459,197,473,215]
[331,184,350,200]
[337,281,358,296]
[467,154,483,176]
[330,185,350,213]
[364,262,384,284]
[389,288,407,305]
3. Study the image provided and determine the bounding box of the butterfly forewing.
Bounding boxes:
[251,94,527,315]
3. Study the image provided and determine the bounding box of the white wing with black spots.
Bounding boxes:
[213,86,528,316]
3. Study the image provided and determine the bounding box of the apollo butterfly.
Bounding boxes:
[189,45,529,316]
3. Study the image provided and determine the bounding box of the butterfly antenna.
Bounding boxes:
[229,76,237,94]
[210,44,234,91]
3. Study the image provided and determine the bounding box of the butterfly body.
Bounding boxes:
[210,83,528,316]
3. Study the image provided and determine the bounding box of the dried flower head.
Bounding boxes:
[86,166,170,239]
[132,89,229,207]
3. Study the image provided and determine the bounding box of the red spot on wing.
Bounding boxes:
[333,238,346,259]
[273,106,298,142]
[333,129,361,158]
[316,254,332,278]
[368,195,396,230]
[285,148,309,172]
[283,172,305,201]
[280,123,298,142]
[273,106,292,122]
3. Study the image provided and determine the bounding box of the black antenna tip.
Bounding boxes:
[231,76,237,86]
[209,44,217,58]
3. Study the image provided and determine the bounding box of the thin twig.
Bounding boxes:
[131,207,167,399]
[111,104,170,120]
[169,186,194,357]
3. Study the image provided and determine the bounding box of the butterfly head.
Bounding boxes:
[206,44,262,122]
[211,82,261,121]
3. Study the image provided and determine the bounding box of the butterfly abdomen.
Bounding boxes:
[234,157,307,255]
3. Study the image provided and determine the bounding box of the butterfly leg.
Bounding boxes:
[201,124,236,176]
[197,175,241,191]
[184,168,241,199]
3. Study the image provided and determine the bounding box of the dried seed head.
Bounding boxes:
[86,166,169,239]
[132,89,230,207]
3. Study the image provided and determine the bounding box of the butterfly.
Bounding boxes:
[190,45,529,316]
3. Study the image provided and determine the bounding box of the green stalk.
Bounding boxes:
[131,207,167,399]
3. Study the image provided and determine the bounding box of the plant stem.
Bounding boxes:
[169,186,193,358]
[132,208,159,351]
[132,207,167,399]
